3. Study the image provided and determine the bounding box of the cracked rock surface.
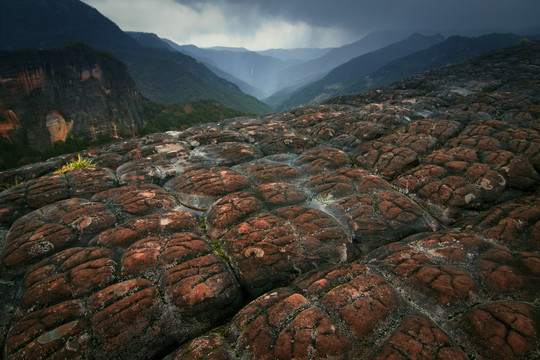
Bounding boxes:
[1,42,539,359]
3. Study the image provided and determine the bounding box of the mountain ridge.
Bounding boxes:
[277,32,524,110]
[0,0,271,114]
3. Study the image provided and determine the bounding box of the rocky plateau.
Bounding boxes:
[0,41,539,359]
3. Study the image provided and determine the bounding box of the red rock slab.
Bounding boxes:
[159,253,242,324]
[256,133,316,155]
[295,264,398,341]
[405,118,463,143]
[23,247,116,308]
[229,288,354,360]
[502,128,540,169]
[91,184,177,216]
[65,167,118,198]
[106,138,143,155]
[466,196,540,251]
[368,243,475,307]
[344,120,387,141]
[0,184,29,227]
[181,128,246,145]
[424,146,479,166]
[372,315,467,360]
[234,121,291,143]
[411,231,491,264]
[331,190,436,250]
[217,212,307,297]
[116,154,182,185]
[235,161,302,184]
[485,151,539,190]
[304,173,356,201]
[216,205,356,297]
[415,175,483,224]
[87,279,167,358]
[2,199,116,269]
[193,142,264,166]
[164,167,249,211]
[395,164,448,193]
[458,301,539,360]
[90,210,199,248]
[118,228,237,323]
[448,134,503,152]
[274,205,359,263]
[255,182,307,206]
[121,232,210,278]
[206,191,263,239]
[398,230,539,302]
[289,108,356,143]
[165,333,236,360]
[392,132,439,155]
[25,174,70,209]
[355,141,419,180]
[94,152,125,170]
[5,299,90,360]
[293,146,351,174]
[477,247,540,301]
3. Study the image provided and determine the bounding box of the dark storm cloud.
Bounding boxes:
[82,0,539,50]
[174,0,540,35]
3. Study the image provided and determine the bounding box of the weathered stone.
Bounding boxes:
[5,300,90,360]
[372,315,467,360]
[458,302,539,360]
[91,184,177,216]
[355,141,419,179]
[293,146,351,174]
[87,279,170,359]
[2,199,116,269]
[164,167,249,211]
[193,142,264,166]
[255,182,307,206]
[206,191,263,239]
[23,247,116,308]
[164,333,236,360]
[228,288,353,360]
[90,210,199,248]
[235,161,302,184]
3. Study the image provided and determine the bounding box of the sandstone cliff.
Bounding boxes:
[0,43,144,152]
[0,41,538,360]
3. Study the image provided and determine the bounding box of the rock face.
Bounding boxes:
[0,42,539,360]
[0,43,143,151]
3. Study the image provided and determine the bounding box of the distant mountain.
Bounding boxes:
[273,30,412,93]
[168,43,296,98]
[277,33,523,110]
[256,48,333,62]
[206,46,250,52]
[0,0,271,114]
[346,33,524,95]
[276,33,445,110]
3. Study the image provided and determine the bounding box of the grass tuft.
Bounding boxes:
[54,154,95,174]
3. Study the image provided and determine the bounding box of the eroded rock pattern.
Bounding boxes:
[1,42,539,360]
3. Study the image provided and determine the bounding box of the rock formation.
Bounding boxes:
[0,41,538,360]
[0,43,143,151]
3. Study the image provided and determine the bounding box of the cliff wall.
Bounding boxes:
[0,43,144,150]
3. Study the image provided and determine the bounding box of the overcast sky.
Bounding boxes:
[81,0,540,50]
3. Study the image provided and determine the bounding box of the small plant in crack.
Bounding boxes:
[54,154,95,174]
[315,193,335,205]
